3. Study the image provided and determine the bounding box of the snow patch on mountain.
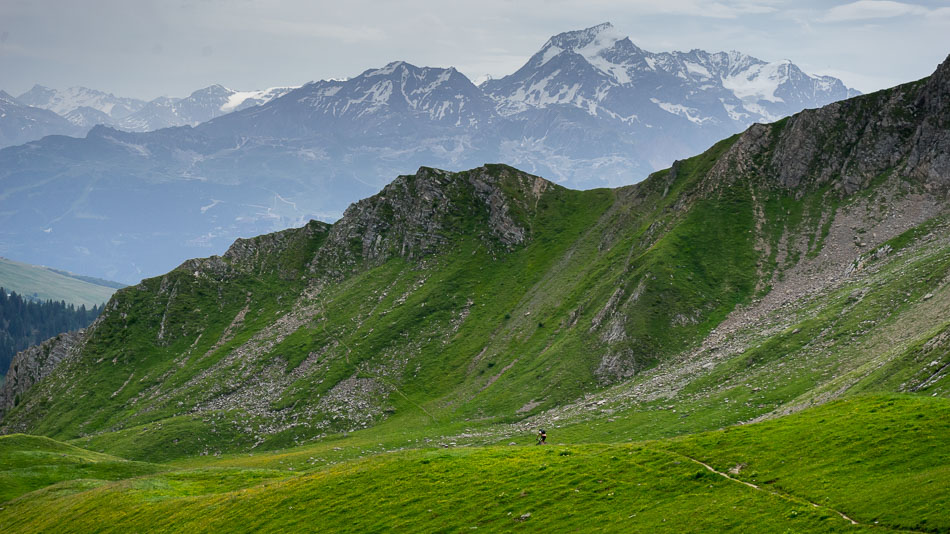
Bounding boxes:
[539,46,562,67]
[17,85,145,120]
[650,98,711,125]
[722,60,789,103]
[220,86,297,112]
[484,22,859,131]
[685,62,711,79]
[368,61,405,77]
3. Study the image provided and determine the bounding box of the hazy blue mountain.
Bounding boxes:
[0,24,859,284]
[116,84,296,132]
[0,90,85,147]
[17,85,146,122]
[5,84,296,142]
[62,106,116,129]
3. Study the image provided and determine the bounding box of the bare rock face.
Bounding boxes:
[0,331,84,420]
[904,54,950,184]
[310,164,551,278]
[709,53,950,195]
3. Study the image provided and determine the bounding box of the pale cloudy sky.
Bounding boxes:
[1,0,948,99]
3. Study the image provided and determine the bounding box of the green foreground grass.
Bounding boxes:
[0,434,165,503]
[1,395,946,533]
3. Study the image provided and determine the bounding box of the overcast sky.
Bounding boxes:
[1,0,948,100]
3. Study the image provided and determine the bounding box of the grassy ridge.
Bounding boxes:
[7,151,782,460]
[0,257,120,307]
[0,395,945,532]
[8,142,950,468]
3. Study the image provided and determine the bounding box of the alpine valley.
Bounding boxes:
[0,23,859,284]
[1,35,949,532]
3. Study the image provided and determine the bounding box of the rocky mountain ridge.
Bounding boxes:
[4,83,297,145]
[0,90,85,147]
[0,331,85,414]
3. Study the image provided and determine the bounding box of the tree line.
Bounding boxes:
[0,288,102,377]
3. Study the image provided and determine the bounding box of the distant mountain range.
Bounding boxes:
[6,83,296,141]
[0,90,86,147]
[0,23,860,283]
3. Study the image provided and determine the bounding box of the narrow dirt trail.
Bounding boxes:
[660,450,928,533]
[679,453,859,526]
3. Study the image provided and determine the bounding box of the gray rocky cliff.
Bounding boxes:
[309,164,553,279]
[705,54,950,195]
[0,331,85,420]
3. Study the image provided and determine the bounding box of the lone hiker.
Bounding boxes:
[536,428,547,445]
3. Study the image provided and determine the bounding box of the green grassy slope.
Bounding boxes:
[0,434,165,503]
[0,257,120,307]
[499,214,950,466]
[663,395,950,532]
[3,151,784,460]
[0,395,945,533]
[5,126,950,465]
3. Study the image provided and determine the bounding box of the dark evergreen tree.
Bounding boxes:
[0,287,102,376]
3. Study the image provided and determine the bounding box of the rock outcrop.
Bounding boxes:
[706,54,950,194]
[310,164,553,278]
[0,331,85,420]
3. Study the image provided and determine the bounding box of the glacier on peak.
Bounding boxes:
[220,86,299,112]
[722,60,791,104]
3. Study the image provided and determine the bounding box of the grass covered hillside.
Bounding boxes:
[3,56,950,462]
[0,257,121,308]
[0,56,949,532]
[0,152,775,455]
[0,434,164,503]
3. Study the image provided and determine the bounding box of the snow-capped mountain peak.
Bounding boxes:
[545,22,622,53]
[534,22,641,80]
[16,85,147,124]
[484,23,859,126]
[284,61,493,127]
[197,60,497,140]
[722,59,793,104]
